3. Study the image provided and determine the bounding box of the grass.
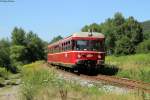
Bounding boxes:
[0,67,12,87]
[0,67,21,87]
[105,53,150,83]
[20,61,146,100]
[0,67,11,80]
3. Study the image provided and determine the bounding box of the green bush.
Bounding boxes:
[0,67,11,79]
[136,39,150,53]
[117,68,150,83]
[21,62,58,100]
[106,54,150,83]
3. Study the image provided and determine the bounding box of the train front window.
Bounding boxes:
[75,40,104,51]
[76,40,88,50]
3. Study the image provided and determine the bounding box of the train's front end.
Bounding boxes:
[71,32,105,73]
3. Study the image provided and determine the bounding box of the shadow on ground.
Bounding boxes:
[98,64,119,76]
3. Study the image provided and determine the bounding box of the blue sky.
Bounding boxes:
[0,0,150,41]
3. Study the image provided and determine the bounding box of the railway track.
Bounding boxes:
[80,74,150,93]
[48,64,150,94]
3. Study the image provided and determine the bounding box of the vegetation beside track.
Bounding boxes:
[106,53,150,83]
[0,67,20,87]
[21,61,145,100]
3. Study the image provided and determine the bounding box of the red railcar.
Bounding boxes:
[47,32,105,73]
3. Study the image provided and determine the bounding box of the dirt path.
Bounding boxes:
[0,85,20,100]
[0,78,21,100]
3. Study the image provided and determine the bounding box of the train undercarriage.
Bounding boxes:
[49,60,104,75]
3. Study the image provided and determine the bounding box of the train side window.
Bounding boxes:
[52,48,53,53]
[59,45,60,52]
[72,40,75,50]
[61,43,63,51]
[49,48,51,53]
[63,43,65,51]
[66,42,68,50]
[67,41,69,50]
[68,41,71,50]
[64,42,66,51]
[56,45,59,53]
[62,43,64,51]
[62,43,63,52]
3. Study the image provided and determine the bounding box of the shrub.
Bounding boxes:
[136,39,150,53]
[0,67,11,79]
[106,54,150,83]
[21,61,58,100]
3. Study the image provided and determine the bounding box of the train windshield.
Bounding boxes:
[75,40,104,51]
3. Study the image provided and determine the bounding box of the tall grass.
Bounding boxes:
[21,61,58,100]
[106,53,150,83]
[0,67,11,80]
[21,61,146,100]
[21,61,104,100]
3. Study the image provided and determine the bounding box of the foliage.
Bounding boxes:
[141,20,150,40]
[136,39,150,53]
[22,61,57,100]
[106,53,150,82]
[0,27,47,72]
[0,39,11,69]
[142,20,150,34]
[50,35,63,44]
[10,45,27,72]
[21,61,144,100]
[0,67,11,80]
[8,27,47,72]
[81,23,101,32]
[81,12,144,55]
[143,32,150,40]
[11,27,26,45]
[25,31,46,63]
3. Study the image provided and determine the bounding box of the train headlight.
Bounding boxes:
[87,54,93,57]
[98,55,101,59]
[77,54,81,58]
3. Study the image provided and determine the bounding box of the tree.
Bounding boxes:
[11,27,26,45]
[81,12,144,55]
[143,31,150,40]
[115,36,132,55]
[81,25,89,32]
[25,31,46,63]
[101,18,116,54]
[50,35,63,44]
[136,39,150,53]
[81,23,101,32]
[10,45,26,64]
[113,12,125,26]
[10,45,26,72]
[0,39,11,69]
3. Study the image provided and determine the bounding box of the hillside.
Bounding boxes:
[141,20,150,33]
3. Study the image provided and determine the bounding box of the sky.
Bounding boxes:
[0,0,150,42]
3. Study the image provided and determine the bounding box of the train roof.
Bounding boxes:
[71,32,104,38]
[48,32,105,47]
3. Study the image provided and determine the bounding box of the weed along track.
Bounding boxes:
[85,75,150,93]
[48,64,150,94]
